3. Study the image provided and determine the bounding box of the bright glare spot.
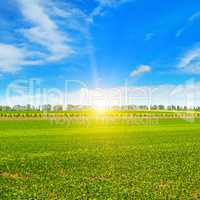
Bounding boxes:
[92,100,108,111]
[90,90,110,111]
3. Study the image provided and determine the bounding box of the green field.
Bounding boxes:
[1,118,200,199]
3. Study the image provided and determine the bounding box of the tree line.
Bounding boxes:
[0,104,200,112]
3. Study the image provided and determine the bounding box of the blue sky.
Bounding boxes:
[1,0,200,106]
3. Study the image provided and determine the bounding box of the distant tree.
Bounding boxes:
[168,105,176,110]
[42,104,52,111]
[171,105,176,110]
[176,105,182,110]
[151,105,158,110]
[183,106,187,110]
[13,105,25,111]
[25,104,32,111]
[67,104,81,110]
[139,105,148,110]
[158,105,165,110]
[2,106,12,111]
[127,105,139,110]
[53,105,63,111]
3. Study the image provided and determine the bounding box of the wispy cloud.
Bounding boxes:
[130,65,151,77]
[0,44,26,73]
[0,43,41,73]
[178,46,200,74]
[189,11,200,22]
[0,0,76,73]
[176,27,185,37]
[89,0,134,22]
[18,0,74,62]
[145,33,155,41]
[0,0,134,73]
[176,10,200,37]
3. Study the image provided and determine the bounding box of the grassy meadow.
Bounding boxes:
[1,117,200,199]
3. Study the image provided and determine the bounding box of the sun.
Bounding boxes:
[92,100,108,111]
[89,90,114,111]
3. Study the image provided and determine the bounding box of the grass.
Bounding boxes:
[0,118,200,199]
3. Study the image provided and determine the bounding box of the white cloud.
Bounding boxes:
[42,1,89,33]
[0,44,42,73]
[130,65,151,77]
[0,0,135,73]
[0,44,25,73]
[178,47,200,74]
[0,0,77,73]
[18,0,73,62]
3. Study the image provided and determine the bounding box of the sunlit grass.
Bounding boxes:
[1,119,200,199]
